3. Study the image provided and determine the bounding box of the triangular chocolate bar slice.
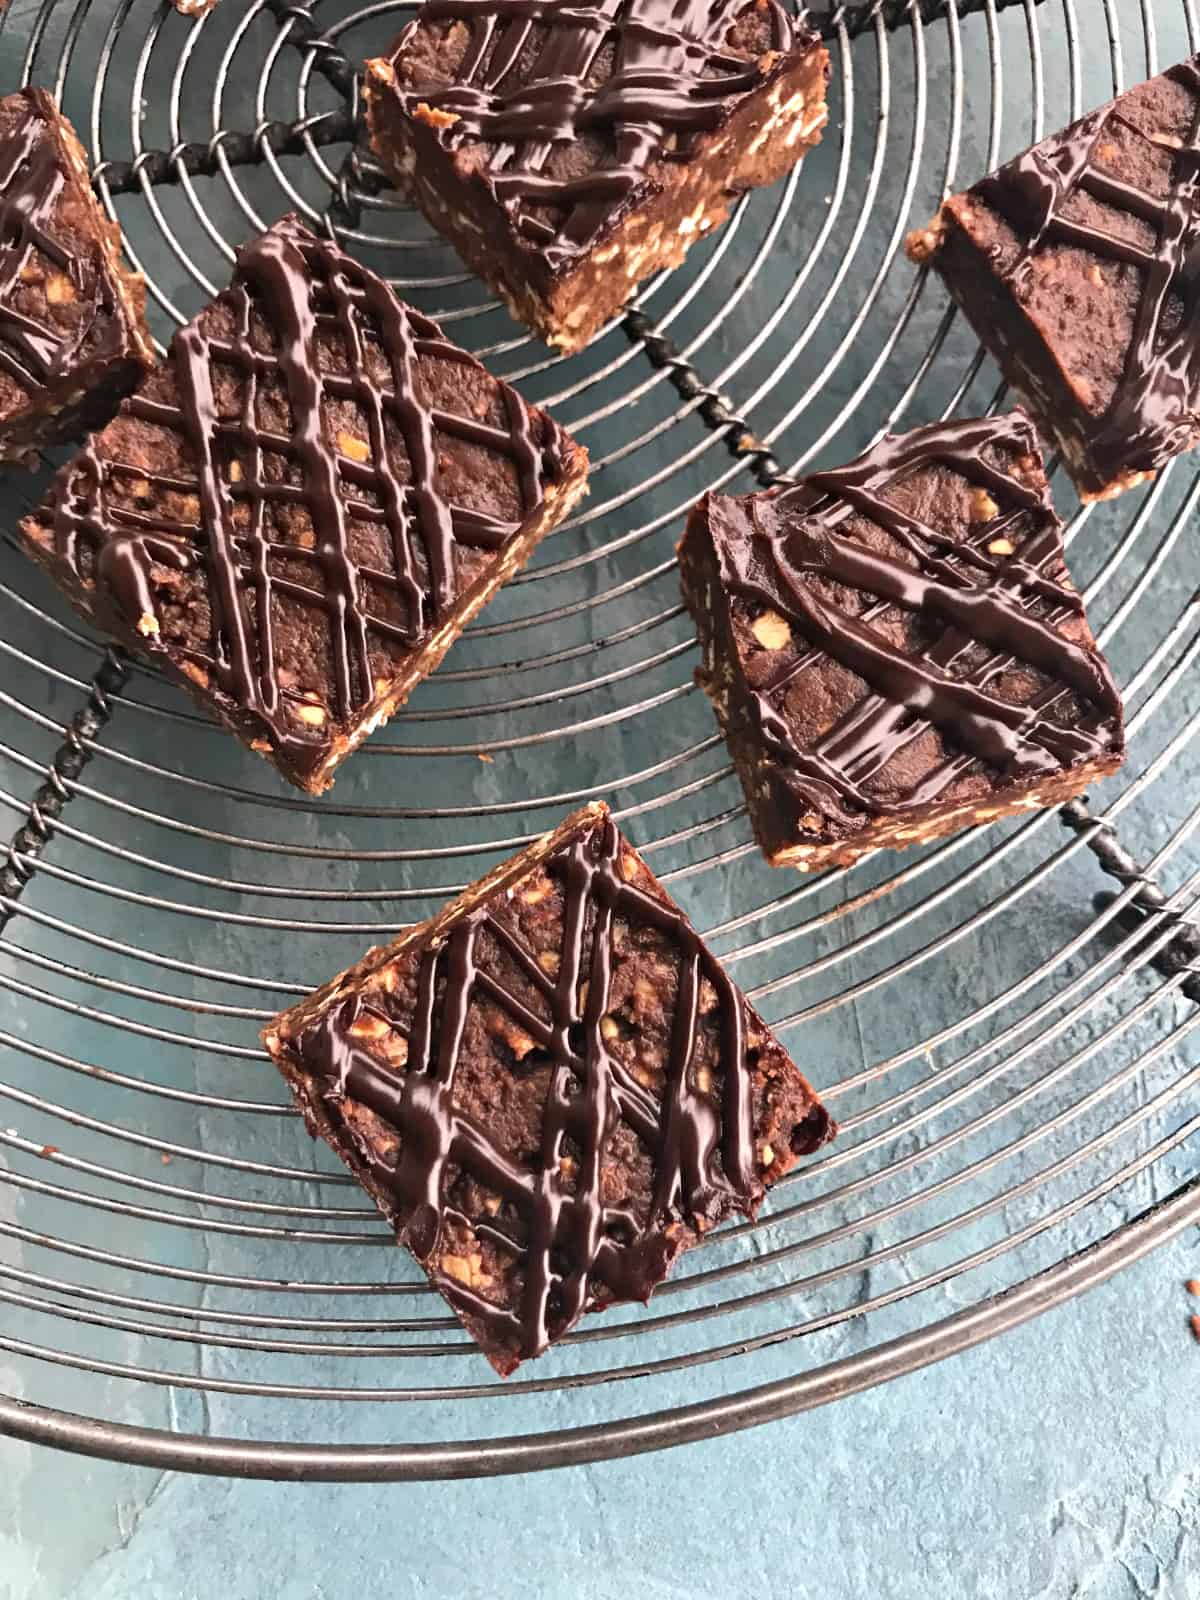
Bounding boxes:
[909,58,1200,500]
[679,412,1125,869]
[0,88,151,465]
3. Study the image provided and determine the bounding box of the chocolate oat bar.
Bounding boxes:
[365,0,830,352]
[678,412,1126,870]
[19,214,588,793]
[0,88,152,467]
[908,57,1200,501]
[263,802,834,1374]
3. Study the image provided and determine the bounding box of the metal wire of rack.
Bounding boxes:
[0,0,1198,1482]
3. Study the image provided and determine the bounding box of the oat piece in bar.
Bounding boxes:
[907,57,1200,501]
[365,0,829,352]
[263,802,835,1374]
[19,214,588,793]
[0,88,152,467]
[678,412,1126,870]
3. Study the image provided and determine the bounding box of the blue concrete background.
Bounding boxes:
[1,1,1200,1593]
[4,1229,1200,1598]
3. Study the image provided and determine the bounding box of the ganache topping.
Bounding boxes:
[972,58,1200,484]
[391,0,809,266]
[287,812,829,1363]
[46,216,571,777]
[710,413,1125,828]
[0,90,120,392]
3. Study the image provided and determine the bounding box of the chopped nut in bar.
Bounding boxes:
[262,802,835,1374]
[678,412,1126,870]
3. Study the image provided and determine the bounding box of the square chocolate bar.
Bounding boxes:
[908,57,1200,501]
[263,802,834,1374]
[365,0,829,351]
[20,215,588,792]
[0,88,152,466]
[678,412,1126,869]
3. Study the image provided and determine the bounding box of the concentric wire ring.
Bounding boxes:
[0,0,1197,1479]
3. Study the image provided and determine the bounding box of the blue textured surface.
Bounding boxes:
[1,0,1200,1588]
[3,1230,1199,1598]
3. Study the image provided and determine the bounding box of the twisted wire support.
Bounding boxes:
[92,110,357,197]
[265,0,361,100]
[0,650,130,937]
[816,0,1046,38]
[1060,798,1200,1002]
[621,308,788,485]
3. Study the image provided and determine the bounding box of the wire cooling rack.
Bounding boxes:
[0,0,1199,1483]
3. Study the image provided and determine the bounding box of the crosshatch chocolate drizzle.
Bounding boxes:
[0,90,107,390]
[392,0,803,265]
[715,414,1124,827]
[288,812,828,1367]
[46,216,570,778]
[973,57,1200,483]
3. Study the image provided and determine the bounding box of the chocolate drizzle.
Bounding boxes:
[288,812,824,1366]
[46,215,572,779]
[710,413,1124,830]
[971,58,1200,484]
[392,0,802,266]
[0,90,113,391]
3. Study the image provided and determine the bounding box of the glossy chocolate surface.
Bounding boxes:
[389,0,810,268]
[700,413,1124,832]
[959,58,1200,488]
[42,215,575,781]
[281,809,832,1367]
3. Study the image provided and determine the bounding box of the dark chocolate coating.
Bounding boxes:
[387,0,808,269]
[268,806,834,1371]
[0,111,78,388]
[916,56,1200,496]
[27,214,582,788]
[0,97,125,388]
[680,412,1126,863]
[977,59,1200,486]
[0,88,150,459]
